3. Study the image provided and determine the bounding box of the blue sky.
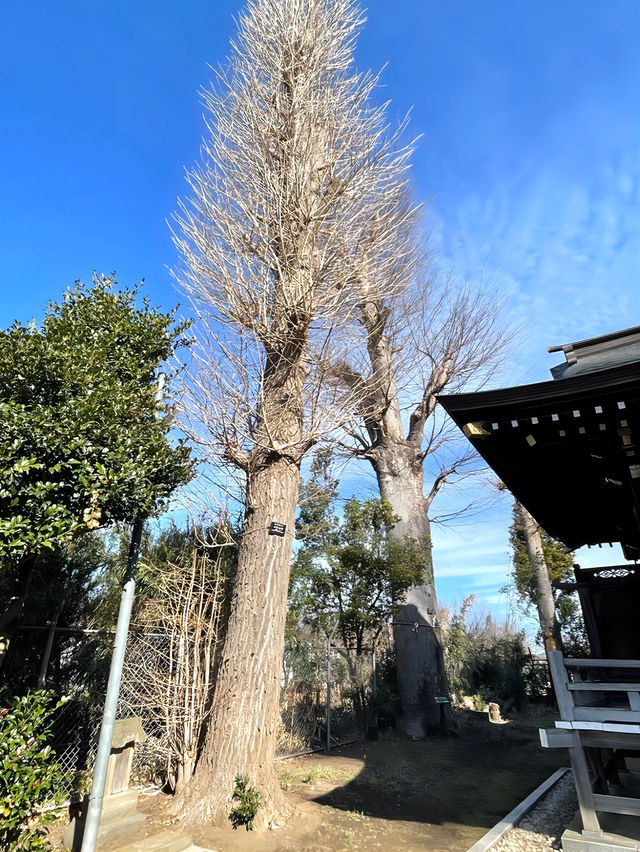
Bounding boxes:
[2,1,639,625]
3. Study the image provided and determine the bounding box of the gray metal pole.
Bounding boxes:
[326,633,331,753]
[37,624,56,690]
[372,649,377,702]
[326,621,338,753]
[80,518,143,852]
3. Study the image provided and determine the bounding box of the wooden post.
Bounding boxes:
[547,650,575,720]
[569,731,602,836]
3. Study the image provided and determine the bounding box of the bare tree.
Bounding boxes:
[172,0,415,826]
[334,265,509,735]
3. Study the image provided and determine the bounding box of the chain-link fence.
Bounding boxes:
[0,626,172,792]
[279,633,375,756]
[1,624,375,794]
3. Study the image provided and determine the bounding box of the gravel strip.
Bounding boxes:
[491,772,577,852]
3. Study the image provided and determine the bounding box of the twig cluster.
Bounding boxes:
[121,551,226,793]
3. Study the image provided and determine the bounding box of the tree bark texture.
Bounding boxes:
[358,303,451,736]
[179,456,300,827]
[519,503,563,649]
[372,444,450,735]
[179,286,309,823]
[173,0,418,823]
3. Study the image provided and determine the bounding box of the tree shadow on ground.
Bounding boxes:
[311,709,566,830]
[113,709,568,852]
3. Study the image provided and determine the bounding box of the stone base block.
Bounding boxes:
[62,790,147,851]
[110,832,193,852]
[562,811,640,852]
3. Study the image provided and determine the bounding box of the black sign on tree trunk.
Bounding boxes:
[268,522,286,537]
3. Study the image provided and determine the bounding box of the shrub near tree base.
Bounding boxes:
[0,691,69,851]
[228,774,261,831]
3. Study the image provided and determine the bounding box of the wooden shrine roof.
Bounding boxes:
[439,355,640,560]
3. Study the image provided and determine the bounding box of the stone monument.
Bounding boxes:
[63,717,147,851]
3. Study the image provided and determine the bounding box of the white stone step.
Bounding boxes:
[110,832,193,852]
[183,847,217,852]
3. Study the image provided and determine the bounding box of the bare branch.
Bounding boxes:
[172,0,418,482]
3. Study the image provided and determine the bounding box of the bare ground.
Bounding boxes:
[49,709,567,852]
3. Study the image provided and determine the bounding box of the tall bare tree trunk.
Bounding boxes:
[518,503,563,649]
[180,457,300,825]
[179,326,309,825]
[372,444,450,735]
[335,214,506,736]
[349,303,452,736]
[174,0,416,824]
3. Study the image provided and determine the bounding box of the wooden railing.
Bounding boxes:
[540,651,640,839]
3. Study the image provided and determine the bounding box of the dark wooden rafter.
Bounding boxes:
[439,358,640,559]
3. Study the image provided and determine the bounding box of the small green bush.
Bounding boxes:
[0,691,69,851]
[303,767,324,784]
[442,596,537,709]
[472,693,486,711]
[228,774,261,831]
[278,771,294,790]
[371,649,400,731]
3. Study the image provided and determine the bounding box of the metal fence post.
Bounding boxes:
[37,599,64,689]
[326,621,338,753]
[372,648,377,703]
[80,517,143,852]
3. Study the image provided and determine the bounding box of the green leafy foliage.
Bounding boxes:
[441,596,476,697]
[20,533,114,624]
[228,774,260,831]
[290,451,425,653]
[0,274,194,570]
[441,596,539,706]
[370,649,401,730]
[1,533,118,691]
[0,691,69,851]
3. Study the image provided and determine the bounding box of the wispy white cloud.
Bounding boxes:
[431,155,640,387]
[425,141,639,615]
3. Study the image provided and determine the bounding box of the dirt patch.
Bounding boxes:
[48,710,566,852]
[187,709,566,852]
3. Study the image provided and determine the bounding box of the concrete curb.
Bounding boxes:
[465,767,570,852]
